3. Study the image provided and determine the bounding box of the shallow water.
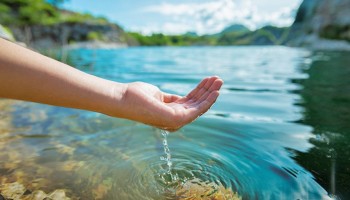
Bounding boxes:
[1,46,349,199]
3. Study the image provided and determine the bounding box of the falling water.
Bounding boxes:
[160,130,172,173]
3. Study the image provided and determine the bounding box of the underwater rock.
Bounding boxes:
[92,178,113,200]
[26,189,71,200]
[27,190,47,200]
[0,182,71,200]
[55,144,75,155]
[48,190,69,200]
[0,182,26,199]
[175,178,241,200]
[58,161,85,172]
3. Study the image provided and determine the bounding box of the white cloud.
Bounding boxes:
[140,0,301,35]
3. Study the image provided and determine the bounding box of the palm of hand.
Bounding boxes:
[125,77,223,131]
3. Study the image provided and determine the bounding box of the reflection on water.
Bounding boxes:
[293,51,350,199]
[1,47,348,199]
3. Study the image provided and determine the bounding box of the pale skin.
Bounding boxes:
[0,38,223,131]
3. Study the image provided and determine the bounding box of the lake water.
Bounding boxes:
[0,46,349,199]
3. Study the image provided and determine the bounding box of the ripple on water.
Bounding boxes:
[143,118,329,200]
[82,126,243,199]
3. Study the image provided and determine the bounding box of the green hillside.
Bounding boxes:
[130,25,290,46]
[0,0,109,26]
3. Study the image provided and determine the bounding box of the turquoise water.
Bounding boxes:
[1,46,349,199]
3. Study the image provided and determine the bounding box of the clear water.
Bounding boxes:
[1,46,349,199]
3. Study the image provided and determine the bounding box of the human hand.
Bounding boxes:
[117,76,223,131]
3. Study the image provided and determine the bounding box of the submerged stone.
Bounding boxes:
[175,178,241,200]
[48,190,69,200]
[0,182,26,199]
[0,182,71,200]
[29,190,47,200]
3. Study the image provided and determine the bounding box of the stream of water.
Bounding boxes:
[160,130,172,174]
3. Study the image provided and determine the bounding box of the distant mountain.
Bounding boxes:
[184,32,198,37]
[132,25,290,46]
[217,25,289,46]
[220,24,249,34]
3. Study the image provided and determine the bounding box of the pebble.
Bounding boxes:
[0,182,71,200]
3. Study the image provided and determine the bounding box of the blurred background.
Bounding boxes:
[0,0,349,49]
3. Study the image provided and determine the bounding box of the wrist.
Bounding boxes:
[101,81,128,117]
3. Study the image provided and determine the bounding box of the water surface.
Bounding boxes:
[1,46,349,199]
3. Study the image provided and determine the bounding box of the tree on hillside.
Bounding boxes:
[46,0,69,7]
[0,0,59,26]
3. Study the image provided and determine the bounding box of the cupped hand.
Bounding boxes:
[119,76,223,131]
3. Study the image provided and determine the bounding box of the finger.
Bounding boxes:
[194,78,223,104]
[191,76,220,102]
[163,93,182,103]
[185,77,210,100]
[186,90,220,119]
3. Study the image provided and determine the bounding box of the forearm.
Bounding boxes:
[0,38,125,115]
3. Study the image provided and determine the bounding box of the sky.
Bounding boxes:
[62,0,303,35]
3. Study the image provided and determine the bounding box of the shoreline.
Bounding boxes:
[63,41,128,50]
[289,34,350,51]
